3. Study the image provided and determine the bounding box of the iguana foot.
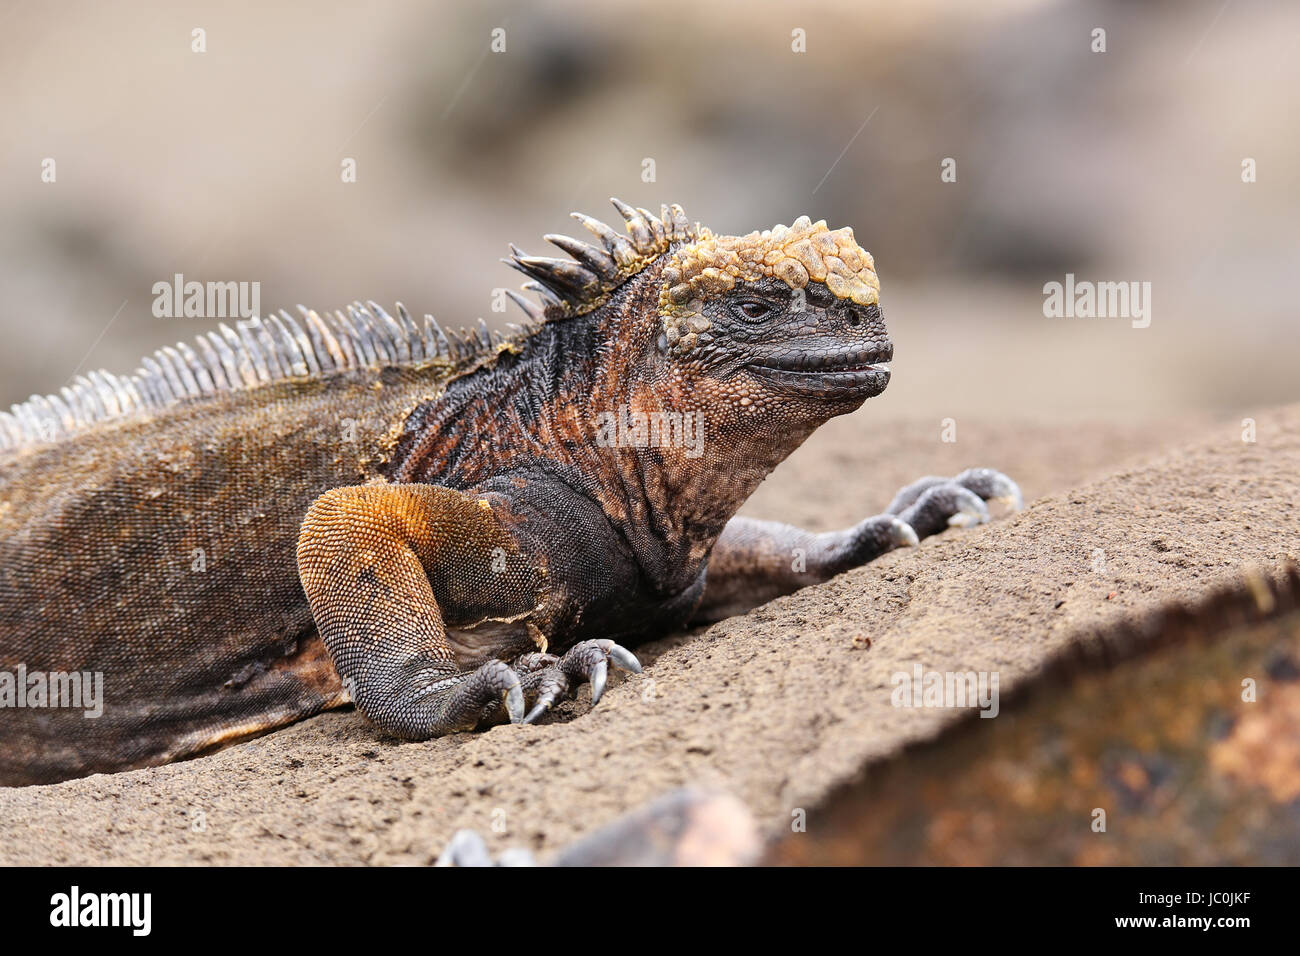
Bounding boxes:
[886,467,1022,540]
[386,659,529,732]
[516,639,643,724]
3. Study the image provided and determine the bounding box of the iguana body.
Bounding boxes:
[0,200,1018,785]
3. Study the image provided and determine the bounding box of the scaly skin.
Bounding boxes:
[0,200,1019,785]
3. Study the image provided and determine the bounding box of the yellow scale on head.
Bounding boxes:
[656,216,880,355]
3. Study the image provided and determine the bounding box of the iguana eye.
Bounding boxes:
[737,301,772,320]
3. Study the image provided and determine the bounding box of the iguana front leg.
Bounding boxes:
[694,467,1021,623]
[296,483,637,738]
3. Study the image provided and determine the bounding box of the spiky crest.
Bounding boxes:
[503,198,707,320]
[0,303,529,453]
[0,198,701,453]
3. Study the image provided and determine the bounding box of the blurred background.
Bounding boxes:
[1,0,1296,425]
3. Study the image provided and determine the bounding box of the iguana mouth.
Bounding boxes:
[749,363,890,396]
[749,347,892,395]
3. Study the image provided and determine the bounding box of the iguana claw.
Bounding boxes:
[889,516,920,547]
[586,644,644,702]
[588,660,608,706]
[504,680,526,724]
[522,701,551,725]
[519,639,642,724]
[608,644,643,674]
[955,466,1024,511]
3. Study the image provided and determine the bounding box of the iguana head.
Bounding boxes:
[491,199,893,569]
[505,199,891,420]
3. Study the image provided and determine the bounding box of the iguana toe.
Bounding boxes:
[444,660,525,728]
[886,466,1021,541]
[521,664,567,724]
[944,487,991,528]
[954,466,1024,511]
[519,639,642,724]
[463,658,526,726]
[560,639,642,701]
[895,483,988,537]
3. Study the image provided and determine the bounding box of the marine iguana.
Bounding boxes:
[0,200,1020,785]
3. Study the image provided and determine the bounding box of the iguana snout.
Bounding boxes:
[677,274,892,402]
